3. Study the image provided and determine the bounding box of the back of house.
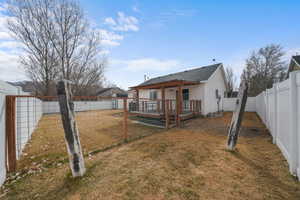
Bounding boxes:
[131,63,228,115]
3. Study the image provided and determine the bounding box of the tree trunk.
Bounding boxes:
[56,80,86,177]
[227,81,248,150]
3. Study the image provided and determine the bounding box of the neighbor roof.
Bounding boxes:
[287,56,300,79]
[292,55,300,66]
[135,63,222,87]
[96,87,127,96]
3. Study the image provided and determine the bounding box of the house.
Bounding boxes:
[287,55,300,78]
[130,63,228,118]
[96,87,128,97]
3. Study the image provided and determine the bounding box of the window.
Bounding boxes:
[150,91,157,100]
[182,89,189,100]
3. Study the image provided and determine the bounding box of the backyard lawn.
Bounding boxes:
[1,111,300,200]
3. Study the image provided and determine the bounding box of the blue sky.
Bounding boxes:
[0,0,299,89]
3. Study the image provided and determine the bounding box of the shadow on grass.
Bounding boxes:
[231,151,299,197]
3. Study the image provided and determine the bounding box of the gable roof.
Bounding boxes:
[136,63,222,88]
[96,87,127,97]
[292,55,300,67]
[287,55,300,78]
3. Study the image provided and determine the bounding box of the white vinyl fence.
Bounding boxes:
[222,97,256,112]
[255,71,300,178]
[42,99,124,114]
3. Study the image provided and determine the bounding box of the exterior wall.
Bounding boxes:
[203,66,227,115]
[138,84,205,100]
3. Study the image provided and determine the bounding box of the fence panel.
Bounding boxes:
[276,79,292,165]
[255,71,300,178]
[42,100,114,114]
[15,97,43,159]
[222,97,256,112]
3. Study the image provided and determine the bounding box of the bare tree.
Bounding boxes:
[7,0,59,95]
[46,0,105,95]
[241,44,287,96]
[6,0,106,95]
[225,66,236,97]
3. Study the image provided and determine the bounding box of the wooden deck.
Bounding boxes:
[128,99,202,128]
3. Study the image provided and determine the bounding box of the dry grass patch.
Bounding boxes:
[15,110,163,171]
[1,112,300,200]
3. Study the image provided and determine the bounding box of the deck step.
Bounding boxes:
[130,116,166,127]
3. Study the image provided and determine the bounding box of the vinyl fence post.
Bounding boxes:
[296,72,300,179]
[289,72,299,175]
[56,80,86,177]
[123,98,128,142]
[273,84,278,144]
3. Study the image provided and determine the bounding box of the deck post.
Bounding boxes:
[136,89,139,112]
[123,98,128,142]
[157,100,160,113]
[199,100,202,114]
[161,87,165,114]
[176,85,183,127]
[191,100,195,115]
[165,100,170,129]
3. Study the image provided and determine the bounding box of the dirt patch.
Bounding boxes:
[1,112,299,200]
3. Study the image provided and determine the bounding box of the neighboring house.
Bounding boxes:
[131,63,228,115]
[287,55,300,78]
[127,89,137,99]
[96,87,128,97]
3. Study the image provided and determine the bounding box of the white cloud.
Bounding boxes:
[0,41,23,49]
[99,50,110,55]
[98,29,124,46]
[132,5,140,13]
[284,48,300,61]
[104,12,139,32]
[104,17,116,26]
[0,31,11,40]
[112,58,181,72]
[0,50,26,81]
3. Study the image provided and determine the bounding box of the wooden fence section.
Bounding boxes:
[5,96,16,172]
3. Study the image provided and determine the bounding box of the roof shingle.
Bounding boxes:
[137,63,221,87]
